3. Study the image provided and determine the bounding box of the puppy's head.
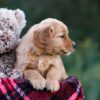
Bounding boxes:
[34,18,76,55]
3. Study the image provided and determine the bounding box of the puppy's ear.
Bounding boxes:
[34,25,54,53]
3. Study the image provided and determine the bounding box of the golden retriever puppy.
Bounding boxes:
[15,18,76,91]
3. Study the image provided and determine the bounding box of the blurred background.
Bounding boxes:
[0,0,100,99]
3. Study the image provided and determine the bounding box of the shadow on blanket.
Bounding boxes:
[0,76,85,100]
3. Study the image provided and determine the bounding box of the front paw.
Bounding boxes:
[46,79,60,91]
[31,79,46,90]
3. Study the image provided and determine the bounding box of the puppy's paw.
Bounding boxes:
[31,79,46,90]
[46,79,60,91]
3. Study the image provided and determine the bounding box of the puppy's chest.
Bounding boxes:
[37,56,52,74]
[29,55,54,75]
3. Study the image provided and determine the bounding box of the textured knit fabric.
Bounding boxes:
[0,51,16,78]
[0,8,26,78]
[0,8,26,54]
[0,76,85,100]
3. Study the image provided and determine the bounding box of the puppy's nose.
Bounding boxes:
[72,42,77,48]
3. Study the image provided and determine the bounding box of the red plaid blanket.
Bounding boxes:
[0,76,85,100]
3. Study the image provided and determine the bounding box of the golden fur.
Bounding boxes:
[15,18,74,91]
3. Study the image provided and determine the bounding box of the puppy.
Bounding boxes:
[15,18,75,91]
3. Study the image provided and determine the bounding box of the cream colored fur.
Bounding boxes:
[15,18,74,91]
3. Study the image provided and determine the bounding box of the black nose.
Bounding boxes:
[72,42,77,48]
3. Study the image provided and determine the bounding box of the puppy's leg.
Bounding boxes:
[24,70,46,90]
[46,67,61,91]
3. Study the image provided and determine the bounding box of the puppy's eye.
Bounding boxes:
[60,35,64,38]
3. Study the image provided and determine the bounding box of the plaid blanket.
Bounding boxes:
[0,76,85,100]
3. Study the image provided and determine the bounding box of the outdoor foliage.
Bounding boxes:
[0,0,100,100]
[62,39,100,100]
